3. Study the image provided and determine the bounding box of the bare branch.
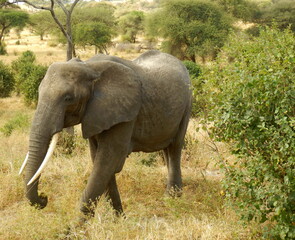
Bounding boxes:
[7,0,52,11]
[69,0,80,14]
[0,1,15,8]
[56,0,69,16]
[2,0,80,60]
[48,1,69,40]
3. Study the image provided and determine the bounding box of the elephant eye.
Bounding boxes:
[64,95,73,103]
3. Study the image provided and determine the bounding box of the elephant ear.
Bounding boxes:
[81,61,141,139]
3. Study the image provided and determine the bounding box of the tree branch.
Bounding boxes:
[70,0,80,14]
[56,0,69,16]
[4,0,52,11]
[47,1,69,40]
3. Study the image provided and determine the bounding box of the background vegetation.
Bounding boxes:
[201,25,295,239]
[0,0,294,239]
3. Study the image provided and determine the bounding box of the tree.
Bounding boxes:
[0,9,28,54]
[71,2,116,54]
[73,2,116,28]
[145,0,232,62]
[74,22,114,54]
[213,0,261,22]
[118,11,144,43]
[2,0,81,61]
[28,11,54,40]
[258,0,295,32]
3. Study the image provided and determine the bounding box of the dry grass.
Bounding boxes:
[0,30,66,65]
[0,29,143,66]
[0,97,260,240]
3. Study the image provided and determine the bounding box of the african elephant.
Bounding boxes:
[19,50,192,217]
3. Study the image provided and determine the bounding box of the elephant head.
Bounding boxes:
[20,58,141,209]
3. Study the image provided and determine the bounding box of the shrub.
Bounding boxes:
[202,26,295,239]
[0,113,29,136]
[56,129,88,156]
[12,50,36,95]
[0,43,7,55]
[120,34,132,43]
[183,60,201,79]
[139,152,159,167]
[0,61,14,97]
[22,64,47,105]
[11,51,47,105]
[183,61,204,118]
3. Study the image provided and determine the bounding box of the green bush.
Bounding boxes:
[0,113,29,136]
[22,64,47,105]
[183,60,204,118]
[202,26,295,239]
[139,152,159,167]
[11,50,36,95]
[183,60,201,79]
[11,51,47,105]
[0,61,14,97]
[0,43,7,55]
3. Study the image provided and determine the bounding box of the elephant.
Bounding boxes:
[19,50,192,218]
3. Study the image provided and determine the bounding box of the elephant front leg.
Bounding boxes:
[80,161,116,217]
[105,175,123,216]
[80,121,134,217]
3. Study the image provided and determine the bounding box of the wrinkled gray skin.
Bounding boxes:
[24,50,191,217]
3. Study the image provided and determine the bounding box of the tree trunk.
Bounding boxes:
[66,39,73,61]
[0,26,7,44]
[72,43,76,58]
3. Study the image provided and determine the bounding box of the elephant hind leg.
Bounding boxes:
[164,146,182,197]
[105,174,123,216]
[165,108,190,197]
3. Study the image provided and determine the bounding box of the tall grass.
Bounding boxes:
[0,97,259,239]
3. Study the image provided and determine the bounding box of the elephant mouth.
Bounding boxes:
[64,101,85,127]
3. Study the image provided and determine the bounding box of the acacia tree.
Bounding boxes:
[74,22,114,54]
[29,11,54,40]
[146,0,232,62]
[0,9,28,54]
[71,2,116,55]
[2,0,81,60]
[118,11,144,43]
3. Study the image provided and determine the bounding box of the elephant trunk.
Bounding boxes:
[23,100,64,209]
[24,132,51,209]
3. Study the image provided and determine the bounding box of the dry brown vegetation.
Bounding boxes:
[0,31,260,239]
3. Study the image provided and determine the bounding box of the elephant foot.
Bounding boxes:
[80,200,96,218]
[166,185,183,198]
[113,208,125,218]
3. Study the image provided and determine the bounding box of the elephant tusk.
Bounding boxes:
[19,152,29,175]
[27,133,59,186]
